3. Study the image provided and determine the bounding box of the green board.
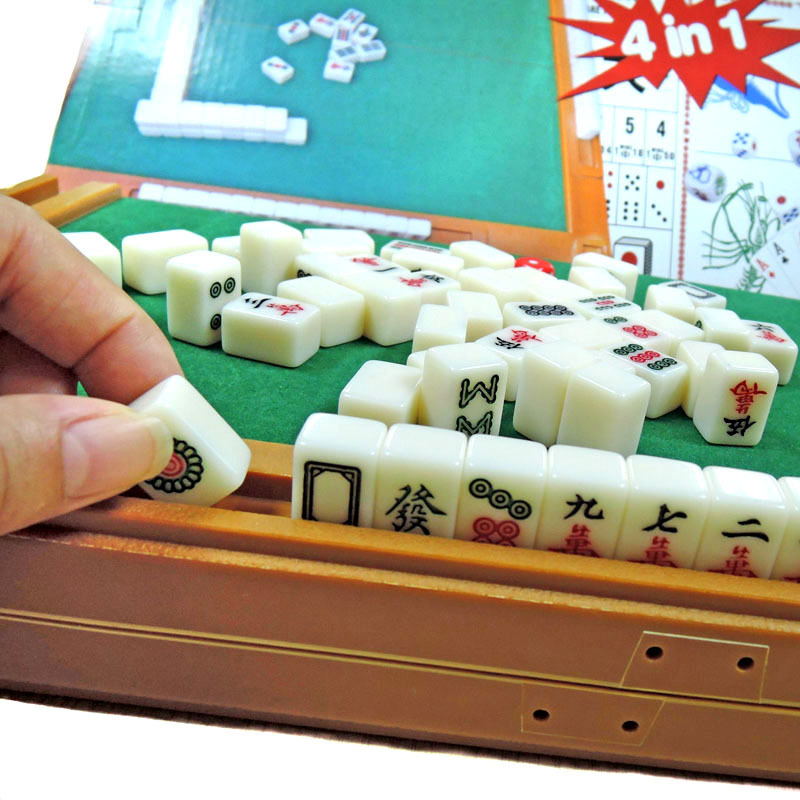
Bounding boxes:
[62,198,800,480]
[51,1,566,230]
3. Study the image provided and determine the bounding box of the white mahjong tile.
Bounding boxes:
[373,424,467,538]
[201,101,226,139]
[276,275,364,347]
[166,250,241,346]
[693,466,787,578]
[211,235,240,260]
[340,254,406,276]
[614,455,710,569]
[675,341,725,417]
[446,290,503,341]
[309,12,336,37]
[338,8,366,30]
[393,247,465,278]
[609,316,676,355]
[574,294,642,319]
[178,101,206,138]
[324,59,355,83]
[536,445,628,558]
[474,326,555,401]
[239,220,303,294]
[338,361,422,426]
[63,231,122,287]
[771,477,800,581]
[220,104,247,139]
[261,56,294,84]
[121,229,208,294]
[458,267,535,308]
[545,318,628,350]
[277,18,310,44]
[406,350,427,370]
[662,280,726,309]
[330,44,359,63]
[536,280,594,303]
[509,266,560,296]
[605,342,688,418]
[453,435,547,548]
[282,117,308,146]
[356,39,386,62]
[293,252,363,282]
[449,240,514,270]
[631,308,704,353]
[352,22,378,44]
[419,343,508,436]
[292,413,386,527]
[221,293,321,367]
[129,375,251,506]
[743,320,798,385]
[502,300,583,330]
[380,239,448,261]
[331,21,351,45]
[412,304,467,352]
[513,341,597,446]
[343,272,423,345]
[568,266,627,298]
[413,271,461,302]
[693,351,778,446]
[302,227,375,256]
[571,252,638,300]
[644,283,696,323]
[557,362,650,456]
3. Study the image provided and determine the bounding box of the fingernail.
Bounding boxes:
[62,412,173,500]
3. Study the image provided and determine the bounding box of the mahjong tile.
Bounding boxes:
[693,466,787,578]
[239,220,303,294]
[614,455,709,568]
[771,477,800,581]
[373,424,467,538]
[536,445,628,558]
[693,351,778,446]
[338,361,422,426]
[675,341,725,417]
[412,304,467,352]
[419,343,508,436]
[454,435,547,548]
[742,320,798,385]
[292,413,386,527]
[449,240,514,270]
[446,290,503,341]
[513,341,597,446]
[571,252,639,300]
[557,362,650,456]
[568,265,627,298]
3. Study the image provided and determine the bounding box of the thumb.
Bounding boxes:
[0,394,173,535]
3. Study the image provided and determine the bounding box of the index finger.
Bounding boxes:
[0,195,182,403]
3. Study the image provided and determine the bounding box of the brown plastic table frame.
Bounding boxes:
[46,0,608,264]
[3,440,800,782]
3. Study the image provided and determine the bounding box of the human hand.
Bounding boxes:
[0,194,181,534]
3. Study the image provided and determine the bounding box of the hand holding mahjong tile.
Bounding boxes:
[0,194,181,534]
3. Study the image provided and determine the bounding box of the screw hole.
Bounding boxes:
[621,720,639,732]
[532,709,550,722]
[645,646,663,660]
[737,656,755,671]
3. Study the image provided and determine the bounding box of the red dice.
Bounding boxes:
[515,256,555,276]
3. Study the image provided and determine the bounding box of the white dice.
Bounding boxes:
[221,293,321,367]
[122,229,208,294]
[129,375,251,506]
[166,250,241,346]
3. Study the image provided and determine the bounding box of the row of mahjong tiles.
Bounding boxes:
[126,372,800,581]
[59,198,800,483]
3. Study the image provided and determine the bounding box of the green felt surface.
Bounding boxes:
[62,198,800,480]
[51,2,565,230]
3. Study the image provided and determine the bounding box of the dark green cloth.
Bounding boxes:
[62,198,800,479]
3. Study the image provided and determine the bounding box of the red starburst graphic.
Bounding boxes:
[552,0,800,107]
